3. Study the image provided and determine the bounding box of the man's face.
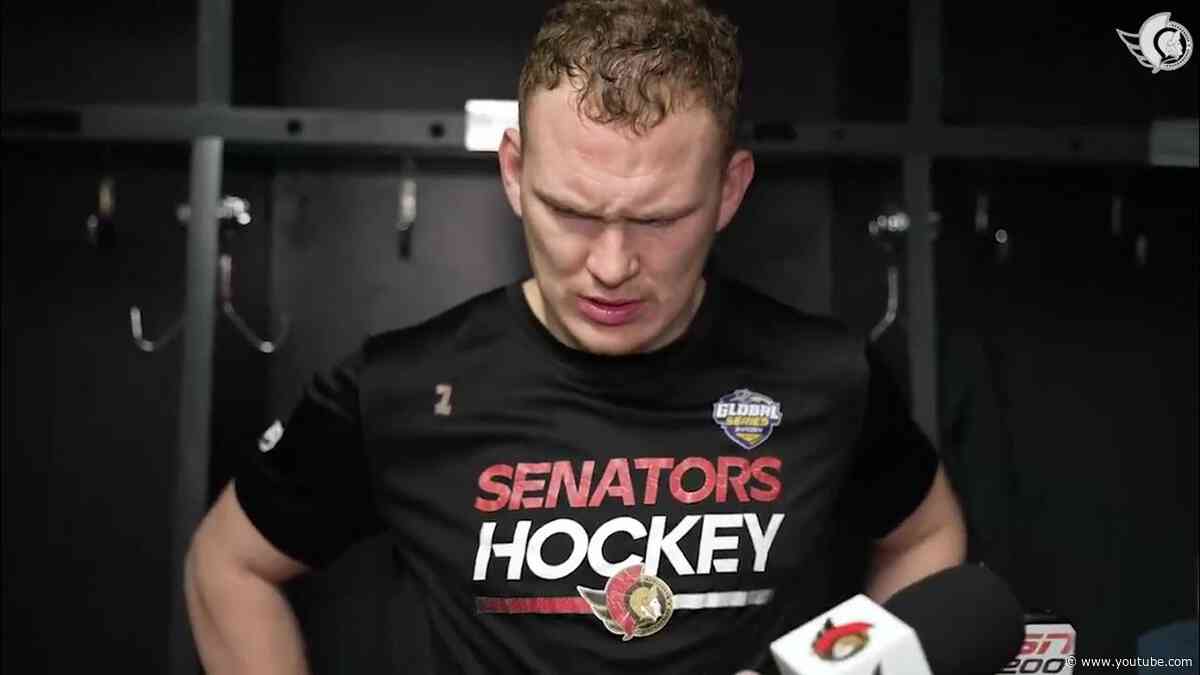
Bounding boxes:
[1160,31,1183,58]
[499,85,754,356]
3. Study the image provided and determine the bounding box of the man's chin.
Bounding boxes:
[569,324,652,357]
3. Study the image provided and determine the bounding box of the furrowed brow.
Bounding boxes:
[533,186,698,222]
[532,187,598,217]
[632,203,701,222]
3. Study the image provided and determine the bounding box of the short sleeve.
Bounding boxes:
[837,347,940,539]
[234,349,384,569]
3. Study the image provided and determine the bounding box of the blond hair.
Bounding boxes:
[518,0,742,149]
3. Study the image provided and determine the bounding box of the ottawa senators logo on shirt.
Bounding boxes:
[712,389,783,450]
[577,563,674,641]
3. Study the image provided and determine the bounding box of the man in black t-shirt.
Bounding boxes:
[184,2,968,673]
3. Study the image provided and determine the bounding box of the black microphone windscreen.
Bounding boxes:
[882,564,1025,675]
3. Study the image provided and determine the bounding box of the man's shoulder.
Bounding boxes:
[361,282,516,364]
[711,275,868,385]
[715,275,857,344]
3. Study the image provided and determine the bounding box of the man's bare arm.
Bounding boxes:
[185,482,312,674]
[865,464,968,603]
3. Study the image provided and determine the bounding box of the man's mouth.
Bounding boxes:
[578,296,645,326]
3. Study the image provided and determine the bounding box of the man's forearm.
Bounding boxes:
[184,550,311,675]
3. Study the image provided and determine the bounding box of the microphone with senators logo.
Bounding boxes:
[770,564,1025,675]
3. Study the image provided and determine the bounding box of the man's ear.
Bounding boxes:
[498,127,524,219]
[715,148,755,233]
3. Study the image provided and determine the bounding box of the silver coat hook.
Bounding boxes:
[974,191,1011,264]
[86,176,117,248]
[864,209,940,342]
[870,265,900,342]
[127,255,288,354]
[127,195,286,354]
[129,306,183,352]
[397,158,418,259]
[177,195,252,229]
[868,209,909,342]
[219,254,289,353]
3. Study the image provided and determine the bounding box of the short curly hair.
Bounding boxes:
[518,0,742,149]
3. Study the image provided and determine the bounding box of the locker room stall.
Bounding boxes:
[2,1,1196,673]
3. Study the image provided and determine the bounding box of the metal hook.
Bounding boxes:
[127,255,287,354]
[128,195,285,354]
[974,191,1011,264]
[129,306,183,352]
[869,265,900,342]
[87,176,117,249]
[219,254,289,353]
[397,158,418,258]
[177,195,252,230]
[868,209,909,342]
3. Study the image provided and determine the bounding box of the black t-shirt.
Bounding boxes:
[235,275,937,674]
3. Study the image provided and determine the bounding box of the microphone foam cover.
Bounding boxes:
[882,564,1025,675]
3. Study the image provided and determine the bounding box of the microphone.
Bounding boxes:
[770,565,1024,675]
[1003,611,1077,674]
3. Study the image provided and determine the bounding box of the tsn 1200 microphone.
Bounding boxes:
[1000,610,1077,674]
[770,564,1025,675]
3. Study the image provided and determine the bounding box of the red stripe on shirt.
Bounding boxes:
[475,596,593,614]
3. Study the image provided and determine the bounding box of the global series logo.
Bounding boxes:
[712,389,783,450]
[1116,12,1193,72]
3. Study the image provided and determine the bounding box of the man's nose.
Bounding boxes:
[585,224,639,288]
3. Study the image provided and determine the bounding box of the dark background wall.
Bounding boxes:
[2,1,1196,673]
